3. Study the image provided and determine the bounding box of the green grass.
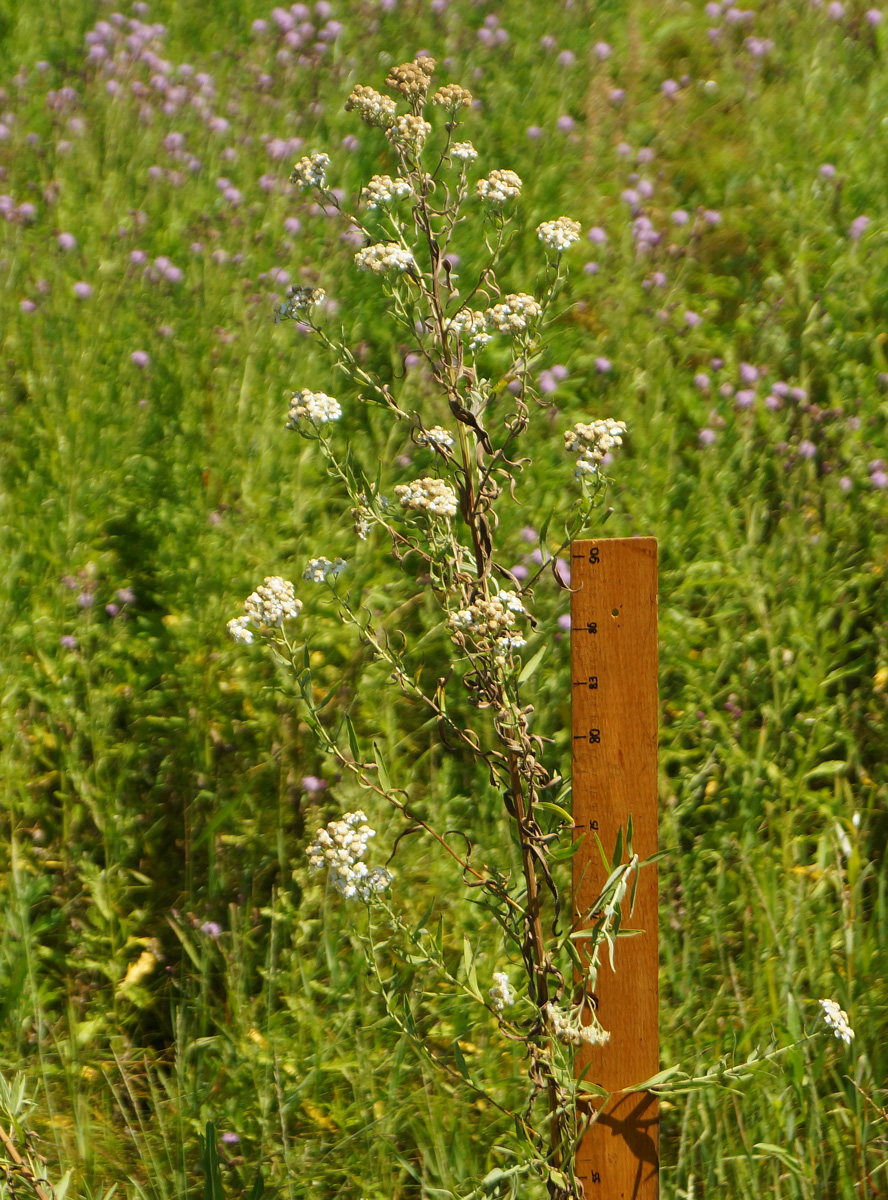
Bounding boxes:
[1,0,887,1196]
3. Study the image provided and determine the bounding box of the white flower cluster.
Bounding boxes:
[416,425,455,449]
[244,576,303,627]
[355,242,417,276]
[445,309,491,351]
[361,174,412,210]
[564,419,627,477]
[394,477,458,518]
[432,83,473,110]
[228,576,303,642]
[485,293,542,335]
[489,972,515,1011]
[537,216,582,252]
[275,285,326,322]
[345,85,397,129]
[288,389,343,426]
[385,56,435,101]
[227,617,254,644]
[450,141,479,164]
[289,151,330,190]
[304,557,347,583]
[306,810,393,901]
[820,998,855,1045]
[449,590,527,652]
[545,1002,611,1047]
[385,114,432,155]
[476,169,522,206]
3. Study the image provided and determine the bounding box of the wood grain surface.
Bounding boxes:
[571,537,659,1199]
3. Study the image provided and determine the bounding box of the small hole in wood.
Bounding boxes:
[611,608,619,617]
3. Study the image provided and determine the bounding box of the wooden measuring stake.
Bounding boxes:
[571,537,659,1199]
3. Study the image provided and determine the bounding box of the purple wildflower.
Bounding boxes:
[849,215,870,239]
[865,8,883,23]
[301,775,326,793]
[200,921,222,938]
[556,115,576,133]
[684,310,702,328]
[739,362,759,384]
[594,41,612,59]
[839,476,852,492]
[595,356,612,374]
[73,281,93,299]
[131,350,150,368]
[20,299,36,313]
[735,389,756,408]
[557,613,572,631]
[672,209,689,226]
[797,440,817,459]
[699,428,717,445]
[58,232,77,250]
[60,635,78,649]
[819,163,836,179]
[694,372,710,392]
[872,470,888,488]
[661,79,679,97]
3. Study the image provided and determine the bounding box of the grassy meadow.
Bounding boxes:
[1,0,887,1195]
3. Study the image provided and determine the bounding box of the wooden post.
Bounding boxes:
[571,537,659,1199]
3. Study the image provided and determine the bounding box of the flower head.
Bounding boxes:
[537,216,581,252]
[385,56,435,101]
[345,85,397,128]
[289,152,330,191]
[432,83,472,111]
[489,972,515,1011]
[394,477,458,518]
[361,174,412,210]
[288,389,342,426]
[450,140,478,164]
[445,308,491,351]
[545,1002,610,1047]
[565,419,627,476]
[306,810,392,901]
[304,556,347,583]
[485,293,541,335]
[385,114,431,155]
[416,425,455,448]
[355,242,416,276]
[476,168,522,206]
[275,284,326,322]
[242,577,303,629]
[819,998,854,1044]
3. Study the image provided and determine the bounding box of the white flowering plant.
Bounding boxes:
[224,56,856,1200]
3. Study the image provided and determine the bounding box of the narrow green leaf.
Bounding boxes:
[610,826,624,871]
[373,741,392,791]
[535,800,574,823]
[517,641,547,683]
[452,1039,470,1081]
[344,714,361,763]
